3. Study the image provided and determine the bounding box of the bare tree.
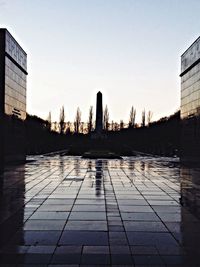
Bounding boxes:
[111,120,114,131]
[87,106,93,134]
[114,122,119,131]
[103,105,109,131]
[141,109,146,127]
[74,107,81,134]
[129,106,136,128]
[80,122,84,134]
[59,106,65,134]
[66,121,71,134]
[147,110,153,126]
[120,120,124,130]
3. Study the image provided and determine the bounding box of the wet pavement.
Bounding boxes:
[0,155,200,266]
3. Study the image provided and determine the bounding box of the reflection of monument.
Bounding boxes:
[95,91,103,133]
[95,159,103,196]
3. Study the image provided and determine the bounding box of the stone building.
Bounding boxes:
[180,36,200,163]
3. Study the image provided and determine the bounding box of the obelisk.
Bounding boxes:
[95,91,103,133]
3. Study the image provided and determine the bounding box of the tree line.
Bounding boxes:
[2,106,180,158]
[48,105,154,134]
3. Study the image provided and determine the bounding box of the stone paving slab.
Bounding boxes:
[0,155,200,266]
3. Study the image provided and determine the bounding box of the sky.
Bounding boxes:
[1,0,200,123]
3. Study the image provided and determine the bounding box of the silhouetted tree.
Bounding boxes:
[147,110,153,126]
[111,120,115,131]
[103,105,109,131]
[59,106,65,134]
[66,121,71,134]
[88,106,93,134]
[129,106,136,128]
[74,107,81,134]
[120,120,124,130]
[80,122,84,134]
[141,109,146,127]
[114,122,119,131]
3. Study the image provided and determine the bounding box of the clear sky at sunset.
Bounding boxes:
[1,0,200,123]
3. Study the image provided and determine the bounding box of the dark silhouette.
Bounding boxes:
[141,109,146,127]
[25,114,68,154]
[120,120,124,130]
[0,29,28,171]
[66,121,71,134]
[80,122,84,134]
[114,122,119,131]
[74,107,81,134]
[103,105,109,131]
[95,92,103,133]
[59,106,65,134]
[0,91,181,170]
[111,120,114,131]
[147,110,153,126]
[129,106,136,128]
[88,106,93,134]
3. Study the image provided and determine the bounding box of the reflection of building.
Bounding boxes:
[180,37,200,163]
[180,166,200,256]
[0,28,27,119]
[180,166,200,217]
[0,165,25,249]
[0,29,27,171]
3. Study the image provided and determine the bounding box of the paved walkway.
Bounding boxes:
[0,155,200,266]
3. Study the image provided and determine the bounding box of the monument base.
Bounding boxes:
[91,131,107,140]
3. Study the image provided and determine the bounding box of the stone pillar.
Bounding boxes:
[95,91,103,133]
[0,31,5,173]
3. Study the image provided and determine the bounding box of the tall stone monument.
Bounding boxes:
[82,91,121,158]
[95,91,103,133]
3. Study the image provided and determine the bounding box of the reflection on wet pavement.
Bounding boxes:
[0,155,200,266]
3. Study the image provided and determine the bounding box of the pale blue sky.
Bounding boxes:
[1,0,200,123]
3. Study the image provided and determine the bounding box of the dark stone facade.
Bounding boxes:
[180,36,200,164]
[0,29,27,172]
